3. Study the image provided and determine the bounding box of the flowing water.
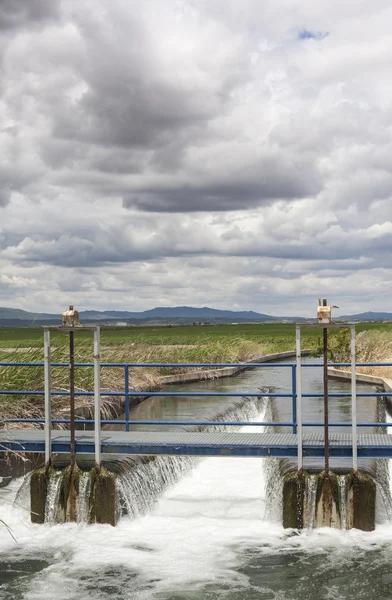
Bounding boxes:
[77,472,91,525]
[338,475,348,531]
[43,472,62,525]
[1,362,392,599]
[305,475,318,530]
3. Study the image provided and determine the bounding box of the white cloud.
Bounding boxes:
[1,0,392,315]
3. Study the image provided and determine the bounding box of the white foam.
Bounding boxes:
[1,414,392,598]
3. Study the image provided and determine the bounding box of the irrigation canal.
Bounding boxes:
[1,360,392,599]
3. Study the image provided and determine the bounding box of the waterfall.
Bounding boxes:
[263,459,283,523]
[262,401,284,523]
[13,472,32,516]
[116,455,194,519]
[117,394,268,520]
[77,472,91,524]
[375,460,392,523]
[44,471,63,525]
[305,475,317,530]
[338,475,348,530]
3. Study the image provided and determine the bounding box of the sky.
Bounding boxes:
[1,0,392,317]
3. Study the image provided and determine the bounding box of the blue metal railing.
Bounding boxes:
[1,360,392,432]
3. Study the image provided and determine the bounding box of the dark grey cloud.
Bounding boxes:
[0,188,11,206]
[50,8,239,152]
[123,163,320,212]
[4,207,392,271]
[53,82,216,149]
[0,0,61,31]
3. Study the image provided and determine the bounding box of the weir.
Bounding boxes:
[1,313,391,530]
[28,395,267,524]
[14,361,389,529]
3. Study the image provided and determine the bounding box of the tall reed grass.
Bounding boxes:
[327,329,392,380]
[354,331,392,379]
[0,338,265,425]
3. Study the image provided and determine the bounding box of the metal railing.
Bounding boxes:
[1,359,392,470]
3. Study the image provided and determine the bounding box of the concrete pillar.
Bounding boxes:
[282,471,306,529]
[89,467,117,526]
[30,464,118,526]
[61,464,81,522]
[30,466,52,524]
[347,472,376,531]
[282,470,376,531]
[314,471,341,528]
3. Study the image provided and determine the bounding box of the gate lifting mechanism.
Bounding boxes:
[43,306,101,469]
[295,299,357,474]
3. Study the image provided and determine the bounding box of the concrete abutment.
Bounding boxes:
[30,465,118,525]
[283,470,376,531]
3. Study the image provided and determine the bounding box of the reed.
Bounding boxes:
[0,338,265,425]
[354,331,392,380]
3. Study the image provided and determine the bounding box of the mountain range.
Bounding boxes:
[0,306,392,327]
[0,305,296,326]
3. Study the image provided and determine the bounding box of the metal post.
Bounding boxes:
[296,326,303,472]
[291,365,297,434]
[44,329,51,467]
[351,325,358,473]
[69,331,76,466]
[94,327,101,469]
[323,326,329,473]
[125,365,130,432]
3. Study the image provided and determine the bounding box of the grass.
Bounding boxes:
[350,330,392,380]
[0,330,268,424]
[1,321,391,349]
[1,322,392,425]
[320,328,392,380]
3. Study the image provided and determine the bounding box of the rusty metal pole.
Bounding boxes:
[323,301,329,474]
[69,330,76,467]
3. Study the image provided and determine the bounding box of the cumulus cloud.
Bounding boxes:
[1,0,392,314]
[0,0,61,31]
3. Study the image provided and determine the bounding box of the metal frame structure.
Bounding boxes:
[1,356,391,463]
[42,326,101,468]
[295,323,357,473]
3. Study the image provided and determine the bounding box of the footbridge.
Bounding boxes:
[2,429,392,459]
[1,356,392,467]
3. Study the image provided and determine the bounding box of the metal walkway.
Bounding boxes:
[2,430,392,459]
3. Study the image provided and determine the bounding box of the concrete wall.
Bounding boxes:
[159,350,306,385]
[328,367,392,391]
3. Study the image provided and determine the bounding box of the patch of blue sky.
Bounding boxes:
[298,28,329,40]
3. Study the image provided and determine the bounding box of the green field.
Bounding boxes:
[0,321,391,421]
[0,321,391,351]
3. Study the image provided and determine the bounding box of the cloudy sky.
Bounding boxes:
[1,0,392,316]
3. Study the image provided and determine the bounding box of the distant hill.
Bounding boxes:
[0,308,56,321]
[2,305,391,327]
[339,311,392,321]
[119,306,276,320]
[0,305,299,327]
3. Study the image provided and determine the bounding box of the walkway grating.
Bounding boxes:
[1,430,392,458]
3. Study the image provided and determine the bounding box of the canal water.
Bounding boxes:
[1,362,392,599]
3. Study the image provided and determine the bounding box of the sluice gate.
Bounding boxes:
[1,314,392,530]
